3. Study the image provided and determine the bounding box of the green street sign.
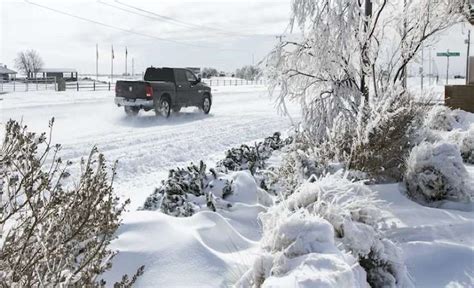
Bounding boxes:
[437,52,460,57]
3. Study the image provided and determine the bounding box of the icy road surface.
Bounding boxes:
[0,85,298,208]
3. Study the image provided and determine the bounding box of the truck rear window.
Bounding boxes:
[144,68,174,82]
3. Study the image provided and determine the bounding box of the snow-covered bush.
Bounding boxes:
[239,174,412,288]
[449,126,474,164]
[236,211,367,288]
[216,132,291,175]
[0,119,143,286]
[424,105,457,131]
[141,161,234,216]
[405,141,471,204]
[142,133,289,217]
[460,127,474,163]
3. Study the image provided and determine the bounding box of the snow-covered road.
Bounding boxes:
[0,86,298,208]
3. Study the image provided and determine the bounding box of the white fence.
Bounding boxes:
[0,78,57,92]
[202,78,264,86]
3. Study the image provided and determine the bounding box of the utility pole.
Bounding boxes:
[111,45,114,83]
[421,45,424,91]
[96,44,98,81]
[125,47,128,76]
[446,49,450,85]
[466,29,471,85]
[429,46,432,85]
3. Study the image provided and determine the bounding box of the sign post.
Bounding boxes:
[437,50,461,85]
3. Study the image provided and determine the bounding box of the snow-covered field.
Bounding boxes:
[1,85,473,287]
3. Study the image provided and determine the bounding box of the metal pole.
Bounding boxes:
[421,45,424,91]
[96,43,99,81]
[446,50,450,85]
[466,30,471,85]
[429,47,432,85]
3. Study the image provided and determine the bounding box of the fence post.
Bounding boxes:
[108,82,111,91]
[26,82,28,92]
[77,82,79,91]
[93,81,96,91]
[54,77,57,91]
[210,80,212,86]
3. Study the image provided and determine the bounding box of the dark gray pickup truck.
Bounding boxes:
[115,67,212,117]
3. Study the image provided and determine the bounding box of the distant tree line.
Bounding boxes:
[235,65,261,81]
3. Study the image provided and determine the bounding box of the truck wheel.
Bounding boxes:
[202,96,211,114]
[155,97,171,118]
[124,106,139,116]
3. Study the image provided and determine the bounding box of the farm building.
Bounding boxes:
[0,64,17,81]
[37,68,78,81]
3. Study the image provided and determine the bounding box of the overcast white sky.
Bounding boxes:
[0,0,472,76]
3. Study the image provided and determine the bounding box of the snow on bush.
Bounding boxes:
[405,141,472,203]
[142,133,289,217]
[460,127,474,164]
[448,126,474,164]
[236,211,367,288]
[216,132,291,175]
[141,161,234,216]
[239,174,412,288]
[141,161,273,217]
[424,105,458,131]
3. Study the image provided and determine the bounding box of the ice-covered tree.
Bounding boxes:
[267,0,468,139]
[266,0,469,179]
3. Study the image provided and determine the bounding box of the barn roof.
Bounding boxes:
[39,68,77,73]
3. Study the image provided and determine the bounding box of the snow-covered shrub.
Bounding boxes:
[405,141,471,203]
[239,174,412,288]
[0,119,143,287]
[347,91,428,182]
[424,105,457,131]
[141,161,234,216]
[216,132,291,175]
[236,211,367,288]
[460,127,474,163]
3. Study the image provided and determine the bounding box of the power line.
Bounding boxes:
[113,0,249,38]
[24,0,248,52]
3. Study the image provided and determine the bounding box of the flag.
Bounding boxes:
[112,45,115,59]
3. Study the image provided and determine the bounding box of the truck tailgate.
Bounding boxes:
[116,81,148,99]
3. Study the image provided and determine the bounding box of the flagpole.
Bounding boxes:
[125,47,128,76]
[111,45,114,83]
[96,44,99,81]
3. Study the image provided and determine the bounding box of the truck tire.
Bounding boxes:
[124,106,139,116]
[155,97,171,118]
[202,96,211,114]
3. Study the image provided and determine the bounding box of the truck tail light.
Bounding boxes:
[145,85,153,98]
